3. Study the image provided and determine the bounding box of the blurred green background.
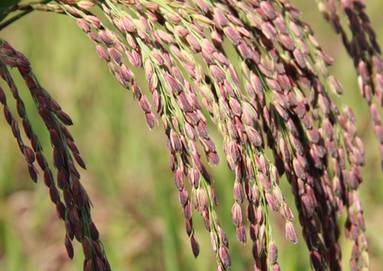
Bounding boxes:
[0,1,382,270]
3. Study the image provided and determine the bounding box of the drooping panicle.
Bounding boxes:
[0,39,111,271]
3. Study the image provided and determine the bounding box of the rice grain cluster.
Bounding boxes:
[1,0,381,270]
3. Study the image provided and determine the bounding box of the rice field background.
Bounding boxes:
[0,1,382,270]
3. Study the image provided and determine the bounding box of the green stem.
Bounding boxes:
[0,0,54,31]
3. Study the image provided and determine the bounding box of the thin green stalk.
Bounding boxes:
[0,0,54,31]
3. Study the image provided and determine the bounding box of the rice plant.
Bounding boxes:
[0,0,382,270]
